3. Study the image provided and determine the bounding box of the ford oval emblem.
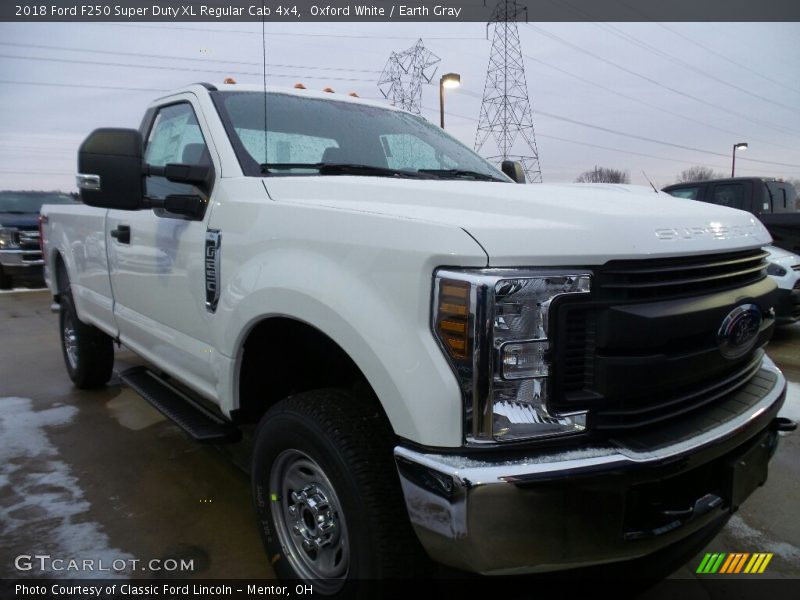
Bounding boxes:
[717,304,762,360]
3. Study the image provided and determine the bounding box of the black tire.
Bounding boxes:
[59,293,114,389]
[251,389,430,595]
[0,266,11,290]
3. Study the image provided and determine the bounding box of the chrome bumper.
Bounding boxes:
[0,249,44,268]
[394,356,787,575]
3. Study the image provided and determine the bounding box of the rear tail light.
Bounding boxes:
[38,214,48,265]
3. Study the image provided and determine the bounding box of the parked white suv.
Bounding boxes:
[765,245,800,324]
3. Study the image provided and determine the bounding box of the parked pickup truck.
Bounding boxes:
[663,177,800,254]
[41,83,794,590]
[0,191,76,289]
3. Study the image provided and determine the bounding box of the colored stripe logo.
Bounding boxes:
[696,553,773,574]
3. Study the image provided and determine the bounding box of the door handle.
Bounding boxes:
[110,225,131,244]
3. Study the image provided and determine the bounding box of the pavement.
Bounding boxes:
[0,289,798,588]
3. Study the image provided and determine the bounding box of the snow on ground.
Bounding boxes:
[726,514,800,568]
[0,397,134,578]
[0,287,47,294]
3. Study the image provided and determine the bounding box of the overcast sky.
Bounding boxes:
[0,20,798,190]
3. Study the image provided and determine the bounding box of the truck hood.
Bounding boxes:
[264,177,772,266]
[0,212,38,228]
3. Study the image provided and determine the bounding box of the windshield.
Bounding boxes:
[0,191,76,213]
[211,91,508,181]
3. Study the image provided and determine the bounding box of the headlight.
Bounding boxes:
[766,262,787,277]
[433,269,591,444]
[0,227,20,249]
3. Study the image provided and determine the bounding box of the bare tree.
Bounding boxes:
[675,165,721,183]
[575,166,630,184]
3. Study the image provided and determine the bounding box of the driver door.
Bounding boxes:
[106,97,220,398]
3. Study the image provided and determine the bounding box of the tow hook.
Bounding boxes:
[772,417,797,433]
[767,418,795,457]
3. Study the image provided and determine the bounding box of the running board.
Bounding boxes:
[120,366,241,443]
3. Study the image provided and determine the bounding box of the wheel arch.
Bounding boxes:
[235,315,385,427]
[53,250,68,298]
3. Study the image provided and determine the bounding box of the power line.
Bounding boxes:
[592,21,800,116]
[104,22,484,40]
[542,0,800,98]
[461,89,800,169]
[656,23,800,97]
[0,79,170,92]
[429,105,796,176]
[535,133,794,176]
[519,51,799,154]
[523,23,800,138]
[0,53,376,83]
[0,41,383,74]
[533,108,800,169]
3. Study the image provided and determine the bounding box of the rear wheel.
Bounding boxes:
[251,389,429,595]
[59,293,114,389]
[0,266,11,290]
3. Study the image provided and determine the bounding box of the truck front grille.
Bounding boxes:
[17,229,42,263]
[551,249,773,433]
[596,249,768,301]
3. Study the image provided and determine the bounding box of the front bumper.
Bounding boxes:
[0,249,44,269]
[394,356,787,575]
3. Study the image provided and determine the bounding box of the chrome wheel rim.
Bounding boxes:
[270,449,349,592]
[63,312,79,370]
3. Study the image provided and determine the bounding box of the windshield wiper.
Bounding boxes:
[261,162,433,179]
[419,169,505,181]
[0,210,28,214]
[417,169,506,182]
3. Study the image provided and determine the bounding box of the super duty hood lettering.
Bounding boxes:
[655,223,762,241]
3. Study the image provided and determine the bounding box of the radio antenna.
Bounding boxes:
[642,170,658,193]
[262,13,268,166]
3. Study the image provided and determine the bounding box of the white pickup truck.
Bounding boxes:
[41,82,794,590]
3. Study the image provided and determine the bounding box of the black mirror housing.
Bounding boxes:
[146,194,205,219]
[501,160,526,184]
[77,128,144,210]
[164,163,212,186]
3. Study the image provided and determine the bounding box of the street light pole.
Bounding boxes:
[732,142,748,177]
[439,73,461,129]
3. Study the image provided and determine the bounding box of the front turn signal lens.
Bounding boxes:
[435,279,471,360]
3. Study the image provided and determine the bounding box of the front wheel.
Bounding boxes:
[59,294,114,389]
[0,266,11,290]
[251,389,429,594]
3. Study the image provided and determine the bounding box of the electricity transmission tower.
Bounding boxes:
[378,39,440,115]
[475,0,542,182]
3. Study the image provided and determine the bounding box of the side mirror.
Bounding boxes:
[501,160,526,184]
[77,128,144,209]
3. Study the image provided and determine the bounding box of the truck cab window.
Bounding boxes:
[667,186,701,200]
[711,184,745,209]
[144,103,211,199]
[380,134,458,171]
[235,129,338,166]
